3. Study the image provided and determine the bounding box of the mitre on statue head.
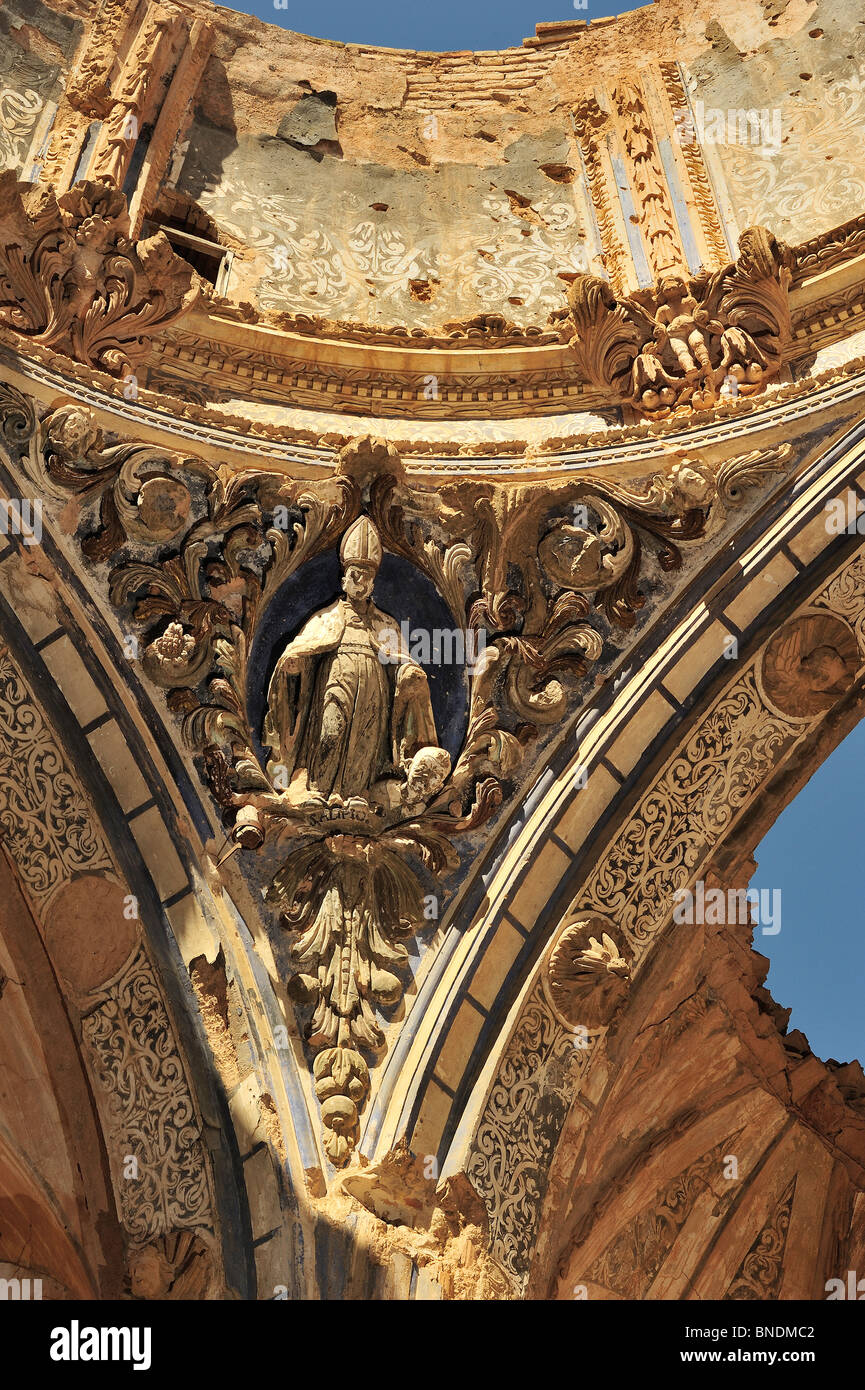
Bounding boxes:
[339,515,383,571]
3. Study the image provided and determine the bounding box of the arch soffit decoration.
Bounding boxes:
[0,548,265,1297]
[440,427,865,1295]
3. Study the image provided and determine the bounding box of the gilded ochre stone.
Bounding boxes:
[0,0,864,1307]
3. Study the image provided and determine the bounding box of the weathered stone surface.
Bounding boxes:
[0,0,863,1313]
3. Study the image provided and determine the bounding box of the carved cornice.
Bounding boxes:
[4,329,865,471]
[791,213,865,286]
[1,166,864,427]
[197,295,568,350]
[143,225,865,423]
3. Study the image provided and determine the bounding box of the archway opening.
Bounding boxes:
[753,717,865,1067]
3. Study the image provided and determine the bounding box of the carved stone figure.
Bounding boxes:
[761,612,860,717]
[263,515,449,812]
[565,226,793,418]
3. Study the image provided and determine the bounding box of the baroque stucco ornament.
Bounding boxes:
[563,226,793,418]
[0,173,198,377]
[543,915,632,1030]
[4,394,791,1164]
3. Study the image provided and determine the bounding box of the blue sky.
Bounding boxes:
[755,719,865,1068]
[221,0,864,1071]
[232,0,626,51]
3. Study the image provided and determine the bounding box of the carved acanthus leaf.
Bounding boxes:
[0,173,198,376]
[565,226,794,418]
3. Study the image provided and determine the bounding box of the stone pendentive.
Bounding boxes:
[0,0,864,1309]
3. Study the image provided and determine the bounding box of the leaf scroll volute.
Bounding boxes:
[368,470,477,631]
[714,442,792,508]
[505,591,604,724]
[566,273,655,399]
[261,475,361,608]
[0,174,198,376]
[538,495,635,595]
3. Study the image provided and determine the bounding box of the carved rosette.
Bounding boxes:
[759,611,860,720]
[542,914,632,1030]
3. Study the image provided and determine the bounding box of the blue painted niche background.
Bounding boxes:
[247,548,469,768]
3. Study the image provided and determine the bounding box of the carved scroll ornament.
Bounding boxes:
[3,396,791,1163]
[0,173,198,376]
[565,226,794,418]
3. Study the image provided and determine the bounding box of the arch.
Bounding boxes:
[437,424,865,1295]
[0,560,259,1297]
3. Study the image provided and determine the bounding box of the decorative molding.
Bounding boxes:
[39,0,138,193]
[657,62,730,271]
[790,213,865,287]
[196,297,567,350]
[89,4,180,190]
[5,328,865,469]
[66,0,139,120]
[611,77,683,279]
[573,96,630,300]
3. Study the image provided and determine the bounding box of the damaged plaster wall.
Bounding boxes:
[0,0,81,176]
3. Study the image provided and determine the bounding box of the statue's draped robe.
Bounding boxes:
[263,597,437,799]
